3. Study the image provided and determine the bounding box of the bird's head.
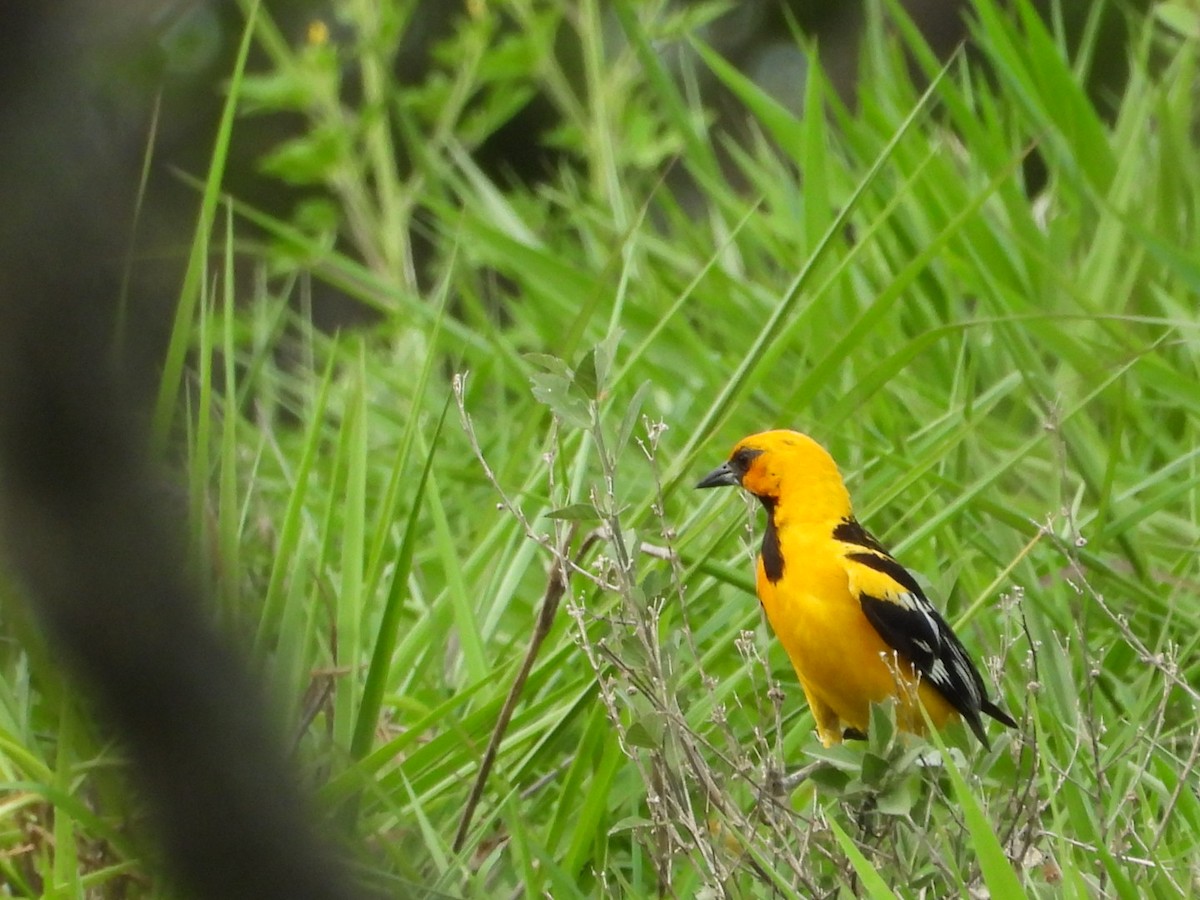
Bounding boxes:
[696,429,850,518]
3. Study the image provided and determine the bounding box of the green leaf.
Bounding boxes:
[545,503,601,522]
[594,329,622,393]
[524,353,574,378]
[530,371,591,428]
[868,699,897,754]
[806,765,853,794]
[258,125,349,186]
[238,68,317,114]
[625,715,664,750]
[607,816,654,835]
[692,38,804,154]
[827,816,901,900]
[350,393,453,762]
[626,585,649,611]
[1157,3,1200,39]
[923,716,1027,898]
[617,635,649,671]
[860,752,890,788]
[805,743,866,772]
[637,568,671,603]
[572,348,599,400]
[875,775,920,817]
[616,380,651,453]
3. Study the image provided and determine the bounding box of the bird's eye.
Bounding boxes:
[730,447,763,474]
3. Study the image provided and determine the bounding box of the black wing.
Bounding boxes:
[835,518,1015,746]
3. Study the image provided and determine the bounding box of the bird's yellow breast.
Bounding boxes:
[755,536,957,737]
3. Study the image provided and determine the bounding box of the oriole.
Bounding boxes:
[698,429,1016,748]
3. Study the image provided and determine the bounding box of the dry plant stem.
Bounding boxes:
[452,524,598,853]
[771,762,827,794]
[452,373,623,590]
[457,376,811,887]
[1040,521,1196,891]
[293,673,336,752]
[1049,426,1111,876]
[1149,721,1200,854]
[1004,597,1044,865]
[453,374,648,853]
[596,424,740,889]
[593,638,811,889]
[1048,527,1199,704]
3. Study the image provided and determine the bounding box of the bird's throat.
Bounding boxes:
[760,500,785,583]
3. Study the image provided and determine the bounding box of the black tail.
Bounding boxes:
[962,698,1017,750]
[983,698,1018,730]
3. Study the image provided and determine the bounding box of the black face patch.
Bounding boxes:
[729,446,763,478]
[832,517,890,555]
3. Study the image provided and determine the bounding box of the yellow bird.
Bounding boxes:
[697,429,1016,748]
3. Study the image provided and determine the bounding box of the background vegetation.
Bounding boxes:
[3,0,1200,896]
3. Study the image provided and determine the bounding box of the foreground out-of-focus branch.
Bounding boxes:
[0,6,367,898]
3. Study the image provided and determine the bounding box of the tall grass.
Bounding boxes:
[3,0,1200,896]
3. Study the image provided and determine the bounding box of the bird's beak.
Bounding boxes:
[695,461,741,489]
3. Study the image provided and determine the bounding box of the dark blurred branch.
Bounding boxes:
[0,5,367,898]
